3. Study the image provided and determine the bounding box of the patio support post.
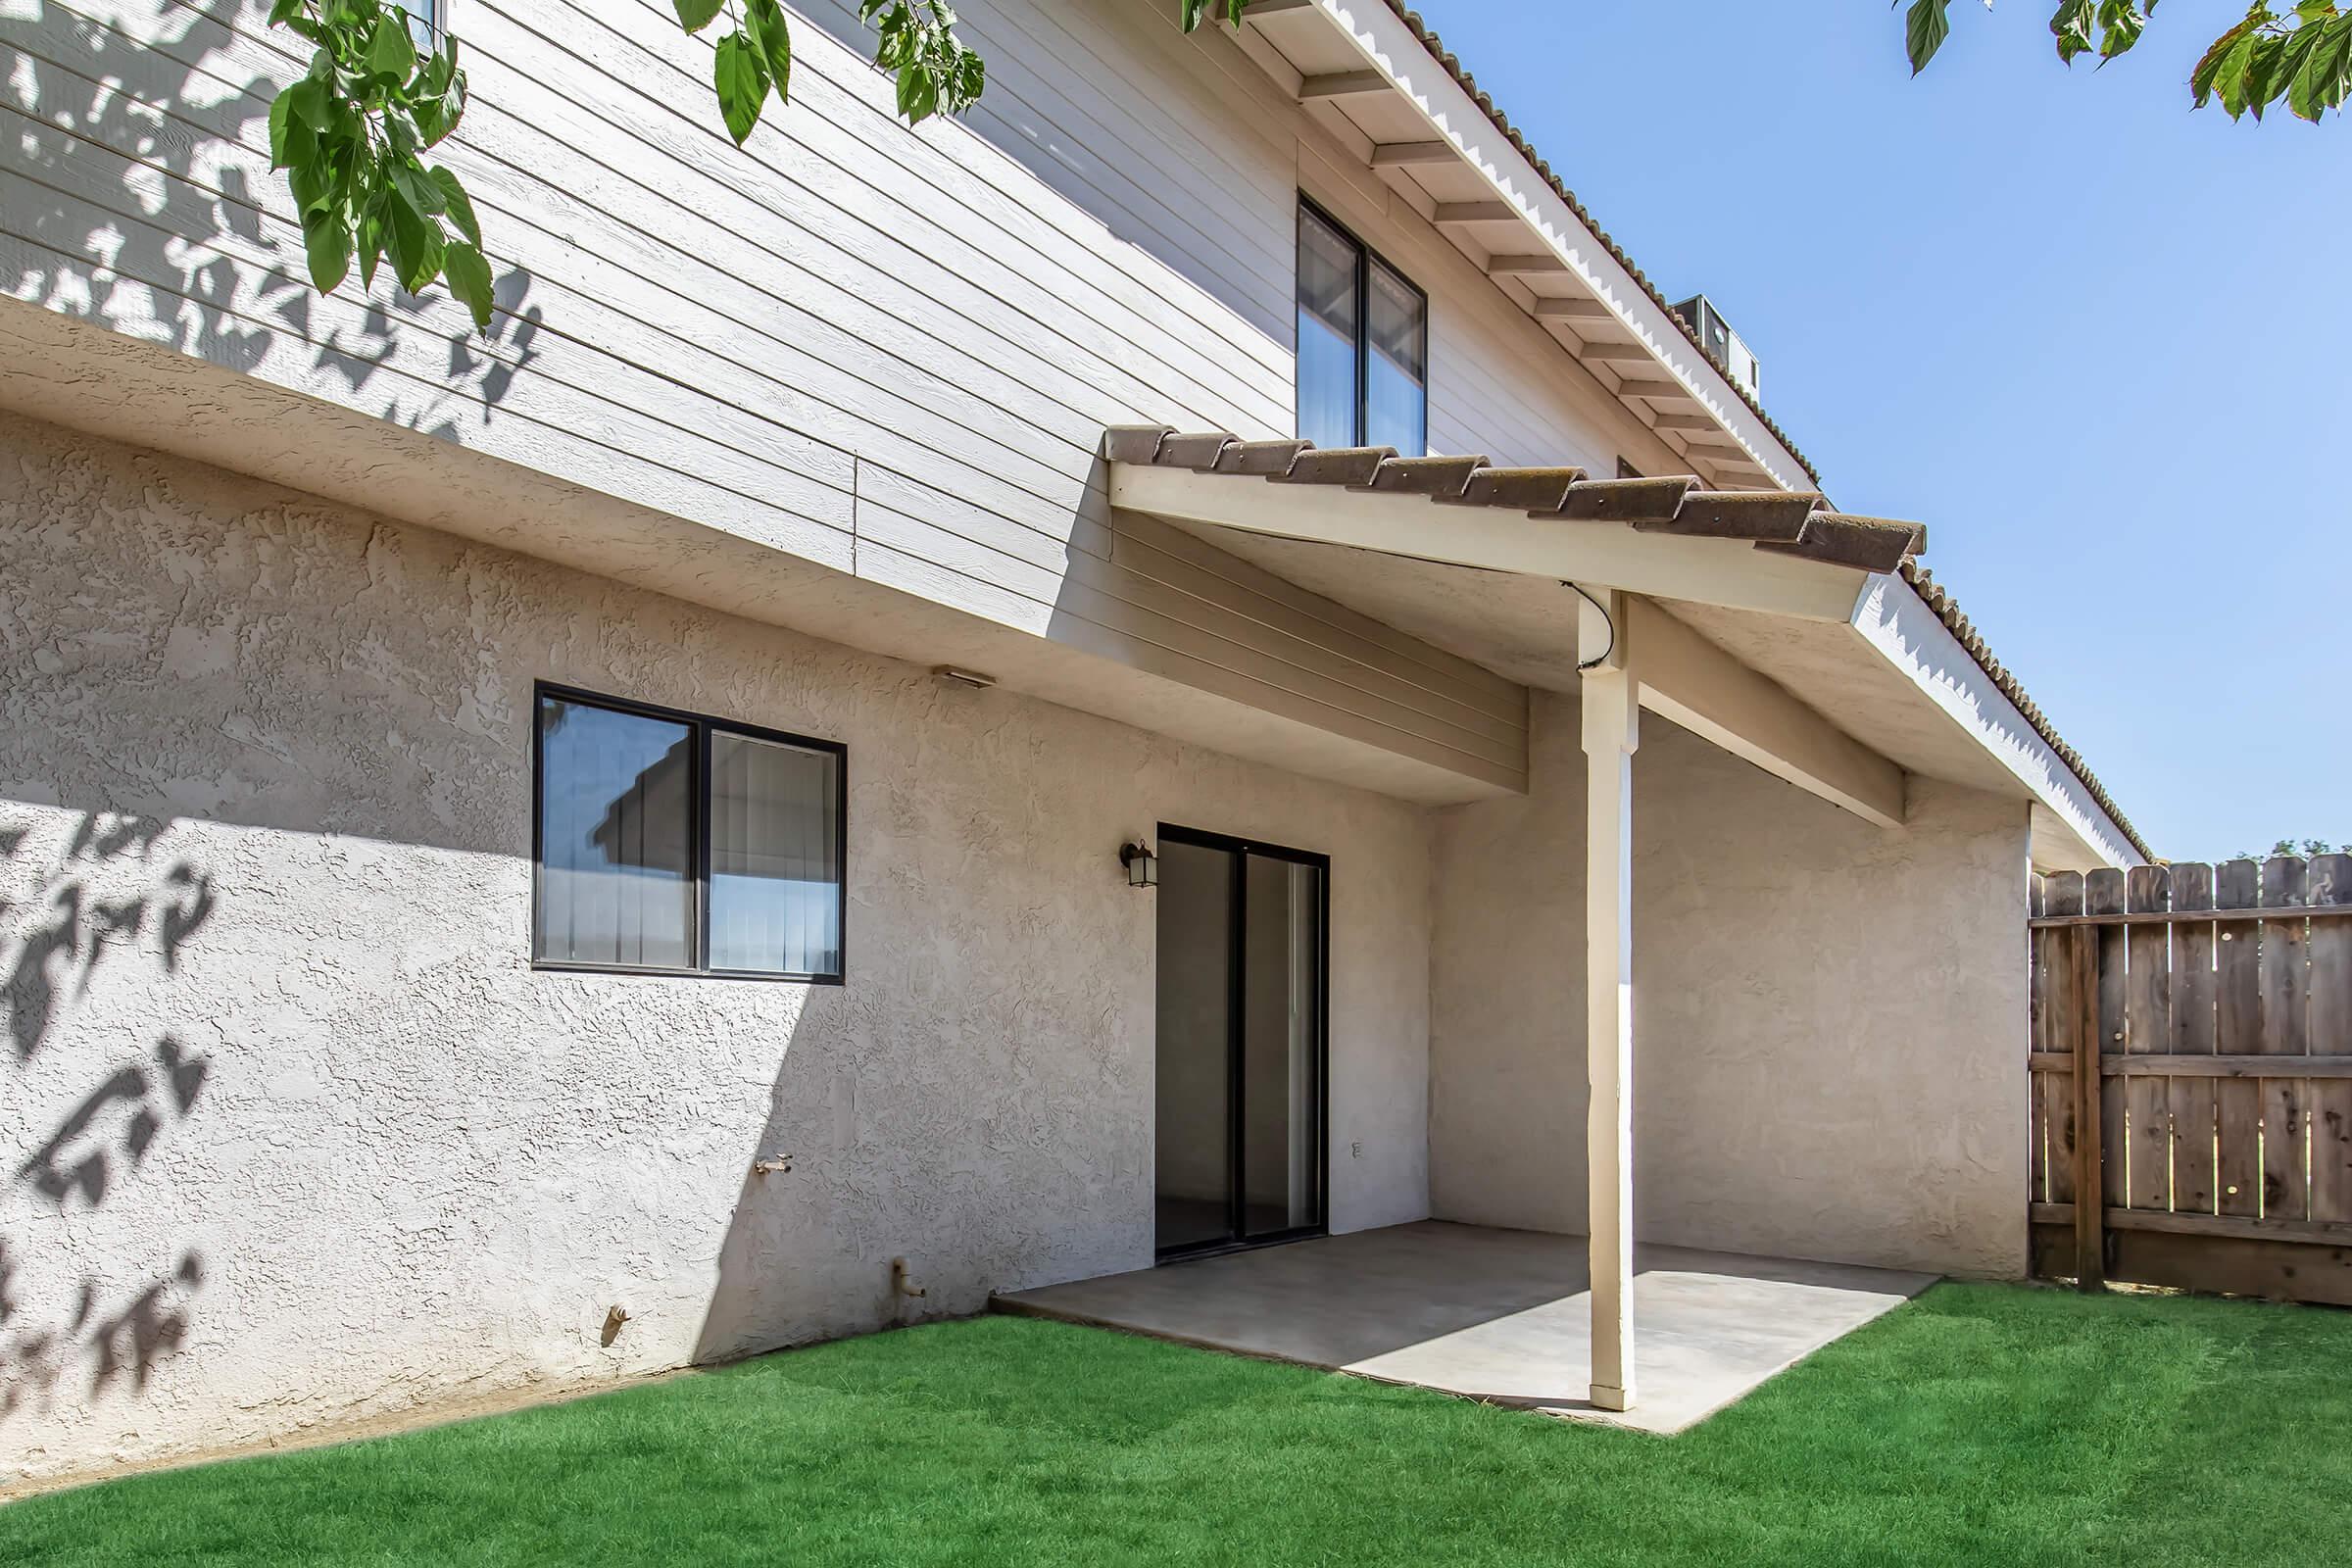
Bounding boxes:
[1579,587,1638,1413]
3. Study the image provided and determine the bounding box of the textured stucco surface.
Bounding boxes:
[0,416,1432,1489]
[1430,694,2033,1279]
[1428,689,1590,1236]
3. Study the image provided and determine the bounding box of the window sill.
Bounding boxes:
[530,959,845,987]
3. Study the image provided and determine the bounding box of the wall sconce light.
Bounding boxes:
[1120,840,1158,888]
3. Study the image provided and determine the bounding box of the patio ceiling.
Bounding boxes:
[1105,426,2145,872]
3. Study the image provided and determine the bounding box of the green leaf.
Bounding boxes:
[287,156,337,219]
[2049,0,2096,62]
[414,64,467,146]
[2288,14,2352,119]
[301,208,353,292]
[1179,0,1208,28]
[442,239,495,331]
[385,194,444,295]
[2198,24,2265,114]
[2265,11,2330,112]
[429,166,479,246]
[1905,0,1951,74]
[267,87,312,169]
[386,157,446,221]
[284,75,331,129]
[672,0,725,31]
[713,31,771,145]
[952,48,984,107]
[357,191,389,290]
[366,14,416,82]
[2246,29,2288,115]
[2191,8,2266,106]
[746,0,794,103]
[2089,1,2143,62]
[899,60,938,122]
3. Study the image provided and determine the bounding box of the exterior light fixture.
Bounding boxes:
[933,665,997,689]
[1120,840,1158,888]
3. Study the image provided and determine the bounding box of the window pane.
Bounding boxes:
[1297,207,1360,449]
[536,697,694,968]
[708,731,842,976]
[1242,855,1322,1238]
[1155,839,1234,1252]
[400,0,439,54]
[1365,259,1426,456]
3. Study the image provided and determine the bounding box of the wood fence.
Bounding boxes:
[2028,854,2352,1304]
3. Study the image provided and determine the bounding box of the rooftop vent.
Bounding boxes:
[1669,295,1761,403]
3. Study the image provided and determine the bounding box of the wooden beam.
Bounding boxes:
[1107,462,1874,622]
[1582,587,1638,1414]
[2032,1054,2342,1076]
[2033,1200,2352,1248]
[1531,296,1610,320]
[1646,409,1719,430]
[1576,341,1654,362]
[2033,905,2352,929]
[1614,378,1690,402]
[1626,598,1906,830]
[2115,1054,2352,1079]
[1432,201,1518,224]
[1485,254,1571,276]
[1243,0,1317,12]
[1298,70,1391,99]
[1369,140,1455,168]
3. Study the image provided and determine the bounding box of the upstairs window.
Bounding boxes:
[1297,201,1427,455]
[401,0,446,56]
[534,686,846,982]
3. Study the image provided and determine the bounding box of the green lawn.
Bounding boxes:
[4,1282,2344,1565]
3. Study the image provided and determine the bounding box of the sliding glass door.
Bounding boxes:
[1154,826,1328,1258]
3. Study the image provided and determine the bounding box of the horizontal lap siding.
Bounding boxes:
[6,0,1541,786]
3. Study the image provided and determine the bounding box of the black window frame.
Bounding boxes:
[1295,195,1429,454]
[530,681,848,986]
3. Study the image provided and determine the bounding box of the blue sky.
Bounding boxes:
[1425,1,2349,862]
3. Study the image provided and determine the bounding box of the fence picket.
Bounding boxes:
[2041,870,2084,1206]
[2089,868,2130,1210]
[2261,857,2310,1221]
[2169,862,2218,1216]
[2125,865,2173,1211]
[2309,855,2352,1223]
[2215,858,2263,1218]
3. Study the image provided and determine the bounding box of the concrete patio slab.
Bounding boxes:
[993,1221,1936,1434]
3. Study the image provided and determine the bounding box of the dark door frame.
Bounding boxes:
[1154,822,1332,1262]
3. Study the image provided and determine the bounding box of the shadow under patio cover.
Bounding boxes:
[1101,427,1926,575]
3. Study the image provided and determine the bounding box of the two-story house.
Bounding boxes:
[0,0,2140,1483]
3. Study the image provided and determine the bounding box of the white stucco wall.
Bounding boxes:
[1429,692,2033,1279]
[1427,690,1589,1236]
[0,416,1432,1490]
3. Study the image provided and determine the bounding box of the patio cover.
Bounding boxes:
[1104,423,2145,1412]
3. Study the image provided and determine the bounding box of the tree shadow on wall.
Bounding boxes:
[3,0,543,441]
[0,813,218,1421]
